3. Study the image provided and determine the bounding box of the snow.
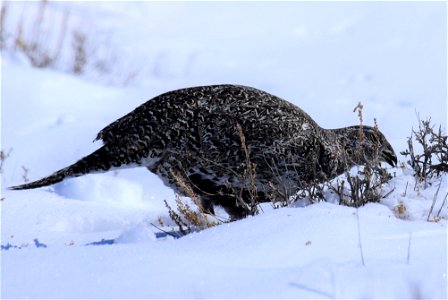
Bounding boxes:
[1,1,447,299]
[2,203,447,299]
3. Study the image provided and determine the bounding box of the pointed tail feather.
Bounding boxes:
[9,146,119,190]
[9,170,66,190]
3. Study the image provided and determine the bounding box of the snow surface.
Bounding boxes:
[1,1,447,299]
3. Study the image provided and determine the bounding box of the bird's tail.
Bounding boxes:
[9,145,121,190]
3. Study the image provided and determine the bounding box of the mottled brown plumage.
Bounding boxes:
[10,85,397,219]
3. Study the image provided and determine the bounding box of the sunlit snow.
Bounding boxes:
[1,2,446,299]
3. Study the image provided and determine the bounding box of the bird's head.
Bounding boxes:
[335,125,397,167]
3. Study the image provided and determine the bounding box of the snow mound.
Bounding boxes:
[115,222,158,244]
[53,175,144,206]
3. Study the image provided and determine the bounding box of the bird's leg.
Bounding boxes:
[210,194,248,221]
[199,197,215,216]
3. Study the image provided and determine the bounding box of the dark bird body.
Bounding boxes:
[10,85,397,219]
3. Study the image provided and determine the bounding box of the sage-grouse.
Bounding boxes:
[10,85,397,219]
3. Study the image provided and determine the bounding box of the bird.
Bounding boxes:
[9,84,397,219]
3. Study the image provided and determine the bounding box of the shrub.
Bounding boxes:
[400,117,448,186]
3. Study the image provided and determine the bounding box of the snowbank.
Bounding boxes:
[1,2,446,299]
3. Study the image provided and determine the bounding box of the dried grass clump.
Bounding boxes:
[0,148,12,174]
[10,1,69,68]
[164,171,218,236]
[1,1,140,85]
[401,117,448,186]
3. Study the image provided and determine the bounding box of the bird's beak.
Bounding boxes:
[382,149,398,167]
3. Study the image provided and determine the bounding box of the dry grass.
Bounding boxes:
[11,1,69,68]
[399,117,447,221]
[401,117,448,186]
[0,149,12,174]
[164,171,218,236]
[326,104,393,207]
[72,30,87,74]
[1,1,141,85]
[0,2,8,49]
[21,165,29,183]
[235,123,260,216]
